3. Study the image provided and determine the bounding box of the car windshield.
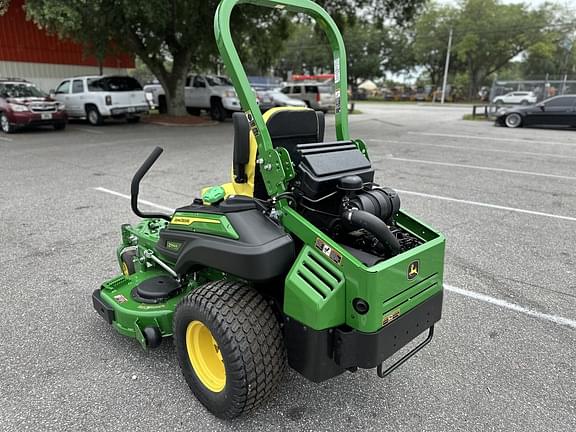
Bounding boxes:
[206,76,233,87]
[0,83,45,98]
[87,76,143,92]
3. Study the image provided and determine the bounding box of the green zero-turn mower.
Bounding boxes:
[92,0,445,419]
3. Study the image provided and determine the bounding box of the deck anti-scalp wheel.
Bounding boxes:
[173,280,286,419]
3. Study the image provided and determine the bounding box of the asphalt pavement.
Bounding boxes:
[1,104,575,431]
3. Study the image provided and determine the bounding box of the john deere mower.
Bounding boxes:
[92,0,445,419]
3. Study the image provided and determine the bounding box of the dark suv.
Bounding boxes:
[0,78,67,133]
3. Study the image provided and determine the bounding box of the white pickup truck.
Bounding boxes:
[52,75,149,125]
[144,75,242,121]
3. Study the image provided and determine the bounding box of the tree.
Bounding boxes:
[411,4,461,88]
[26,0,425,115]
[521,7,576,79]
[453,0,548,98]
[25,0,288,115]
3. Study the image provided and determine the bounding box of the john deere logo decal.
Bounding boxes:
[407,260,419,280]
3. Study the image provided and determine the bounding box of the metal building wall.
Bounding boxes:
[0,60,128,92]
[0,0,134,89]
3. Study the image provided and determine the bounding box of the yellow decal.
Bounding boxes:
[171,216,220,226]
[407,260,420,280]
[382,309,401,326]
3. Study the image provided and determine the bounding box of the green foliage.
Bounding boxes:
[411,0,550,98]
[520,6,576,79]
[25,0,288,115]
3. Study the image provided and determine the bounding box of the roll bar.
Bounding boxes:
[214,0,349,195]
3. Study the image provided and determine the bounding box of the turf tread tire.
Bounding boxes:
[173,280,286,419]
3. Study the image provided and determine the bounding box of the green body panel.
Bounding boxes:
[100,270,197,341]
[168,212,239,240]
[284,245,345,329]
[280,202,445,332]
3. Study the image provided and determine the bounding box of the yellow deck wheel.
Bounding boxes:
[186,321,226,392]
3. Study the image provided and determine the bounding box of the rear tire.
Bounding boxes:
[520,99,529,105]
[86,105,103,126]
[504,113,522,128]
[173,280,286,419]
[0,113,16,134]
[210,99,227,122]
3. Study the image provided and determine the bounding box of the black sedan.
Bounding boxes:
[495,95,576,128]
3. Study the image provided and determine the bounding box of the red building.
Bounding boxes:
[0,0,134,91]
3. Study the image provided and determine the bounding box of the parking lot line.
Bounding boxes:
[383,156,576,181]
[0,136,13,142]
[397,189,576,222]
[445,284,576,329]
[368,139,576,161]
[94,185,576,329]
[408,131,576,147]
[94,186,174,212]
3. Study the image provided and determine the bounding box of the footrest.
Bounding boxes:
[376,325,434,378]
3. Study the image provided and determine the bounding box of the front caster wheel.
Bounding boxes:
[173,280,286,419]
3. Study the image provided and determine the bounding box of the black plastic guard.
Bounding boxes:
[334,291,443,369]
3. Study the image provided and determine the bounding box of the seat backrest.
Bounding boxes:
[231,108,325,197]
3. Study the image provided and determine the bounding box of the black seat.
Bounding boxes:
[231,109,325,190]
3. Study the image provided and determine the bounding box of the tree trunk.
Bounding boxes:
[164,73,187,116]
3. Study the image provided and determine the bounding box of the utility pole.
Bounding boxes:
[441,28,453,104]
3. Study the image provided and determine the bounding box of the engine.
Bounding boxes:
[289,141,422,264]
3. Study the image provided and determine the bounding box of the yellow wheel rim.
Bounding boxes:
[186,321,226,392]
[121,261,129,276]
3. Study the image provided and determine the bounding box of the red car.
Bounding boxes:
[0,78,67,133]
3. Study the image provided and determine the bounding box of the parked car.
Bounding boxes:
[281,83,335,112]
[495,94,576,128]
[52,75,148,125]
[144,75,242,121]
[254,87,275,112]
[266,89,306,108]
[492,91,537,106]
[0,78,67,133]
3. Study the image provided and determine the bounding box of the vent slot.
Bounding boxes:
[294,247,344,301]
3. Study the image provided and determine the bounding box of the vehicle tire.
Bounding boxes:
[0,113,16,134]
[158,95,168,114]
[86,105,103,126]
[494,100,503,106]
[173,280,286,419]
[120,249,137,276]
[187,107,201,116]
[53,122,66,130]
[504,113,522,128]
[520,99,529,105]
[210,98,227,122]
[126,116,141,124]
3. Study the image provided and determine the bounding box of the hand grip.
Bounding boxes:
[130,147,171,221]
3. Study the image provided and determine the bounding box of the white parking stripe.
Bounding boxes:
[397,189,576,222]
[445,284,576,329]
[409,131,576,147]
[368,138,576,160]
[94,187,175,212]
[94,185,576,329]
[383,156,576,181]
[0,136,13,142]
